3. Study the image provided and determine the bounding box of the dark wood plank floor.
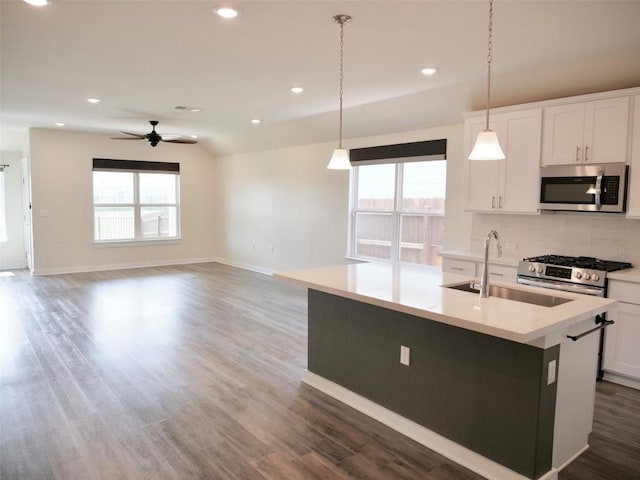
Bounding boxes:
[0,263,638,480]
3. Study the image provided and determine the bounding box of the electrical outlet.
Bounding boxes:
[547,360,557,385]
[400,345,410,366]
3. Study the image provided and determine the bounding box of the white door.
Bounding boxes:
[21,157,33,271]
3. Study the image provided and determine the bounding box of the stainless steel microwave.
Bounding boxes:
[540,163,628,213]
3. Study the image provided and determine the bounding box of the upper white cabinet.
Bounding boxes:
[542,97,630,166]
[627,95,640,218]
[464,108,542,214]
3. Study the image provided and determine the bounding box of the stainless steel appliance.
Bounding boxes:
[540,163,628,213]
[517,254,632,378]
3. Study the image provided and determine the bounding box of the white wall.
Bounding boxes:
[471,212,640,265]
[0,150,26,270]
[29,128,217,275]
[214,123,468,273]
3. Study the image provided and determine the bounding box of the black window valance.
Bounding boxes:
[92,158,179,173]
[349,139,447,166]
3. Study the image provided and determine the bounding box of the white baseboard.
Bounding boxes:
[302,370,560,480]
[602,372,640,390]
[32,257,218,276]
[212,257,273,276]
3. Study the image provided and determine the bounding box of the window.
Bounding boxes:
[349,140,447,267]
[0,167,6,242]
[92,159,179,242]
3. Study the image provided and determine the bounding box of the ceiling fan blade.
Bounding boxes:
[111,136,145,140]
[162,138,198,144]
[120,131,146,138]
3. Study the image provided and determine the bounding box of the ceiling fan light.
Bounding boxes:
[327,149,351,170]
[468,129,505,160]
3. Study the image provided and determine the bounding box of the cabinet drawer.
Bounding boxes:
[609,280,640,304]
[486,265,517,284]
[442,259,477,276]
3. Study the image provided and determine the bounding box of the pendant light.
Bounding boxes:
[327,14,352,170]
[468,0,505,161]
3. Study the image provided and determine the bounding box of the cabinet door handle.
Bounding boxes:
[451,266,464,271]
[576,146,581,162]
[585,145,590,162]
[498,196,503,208]
[492,196,496,208]
[490,272,504,277]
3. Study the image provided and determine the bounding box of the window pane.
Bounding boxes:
[402,161,446,211]
[357,164,396,210]
[93,172,134,204]
[355,212,393,260]
[400,214,444,266]
[141,207,178,238]
[94,207,134,240]
[139,173,176,204]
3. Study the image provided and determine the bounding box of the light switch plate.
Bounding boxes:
[400,345,410,366]
[547,360,557,385]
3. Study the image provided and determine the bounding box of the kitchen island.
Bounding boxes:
[275,262,617,480]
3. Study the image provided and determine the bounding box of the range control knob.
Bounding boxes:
[592,273,600,282]
[536,267,543,273]
[575,272,582,279]
[529,265,536,272]
[584,273,591,280]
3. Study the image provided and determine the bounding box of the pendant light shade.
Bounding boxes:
[469,0,505,161]
[327,14,352,170]
[327,148,351,169]
[469,130,505,160]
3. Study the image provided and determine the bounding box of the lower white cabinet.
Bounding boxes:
[604,280,640,387]
[442,258,477,277]
[442,257,517,284]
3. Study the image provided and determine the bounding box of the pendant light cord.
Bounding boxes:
[485,0,494,131]
[338,18,345,149]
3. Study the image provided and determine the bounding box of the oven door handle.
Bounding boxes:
[567,315,614,342]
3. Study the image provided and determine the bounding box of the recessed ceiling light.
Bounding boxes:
[190,134,199,139]
[251,119,261,125]
[55,122,65,127]
[215,7,238,19]
[87,98,101,104]
[290,86,304,94]
[23,0,50,6]
[421,67,437,76]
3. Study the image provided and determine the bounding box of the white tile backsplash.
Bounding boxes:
[471,212,640,265]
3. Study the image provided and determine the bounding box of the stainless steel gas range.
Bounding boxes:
[517,254,632,378]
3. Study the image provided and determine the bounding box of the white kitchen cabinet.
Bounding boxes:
[626,95,640,218]
[464,108,542,214]
[604,279,640,388]
[542,96,629,166]
[442,258,477,277]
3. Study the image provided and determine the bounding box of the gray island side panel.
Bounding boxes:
[308,289,559,480]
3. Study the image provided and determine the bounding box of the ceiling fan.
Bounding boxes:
[111,120,197,147]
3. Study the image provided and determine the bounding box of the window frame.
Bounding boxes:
[92,162,181,244]
[348,160,446,266]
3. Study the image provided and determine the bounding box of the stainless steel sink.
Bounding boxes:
[445,282,574,307]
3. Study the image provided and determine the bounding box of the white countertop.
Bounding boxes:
[275,262,616,345]
[608,267,640,283]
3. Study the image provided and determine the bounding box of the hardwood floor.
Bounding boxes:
[0,263,638,480]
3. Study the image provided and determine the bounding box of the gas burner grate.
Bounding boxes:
[523,254,632,272]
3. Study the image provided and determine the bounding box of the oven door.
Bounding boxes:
[539,163,627,213]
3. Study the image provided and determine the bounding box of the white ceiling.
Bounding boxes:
[1,0,640,156]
